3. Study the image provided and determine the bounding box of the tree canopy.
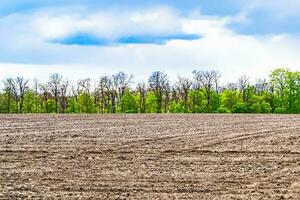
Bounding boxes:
[0,68,299,114]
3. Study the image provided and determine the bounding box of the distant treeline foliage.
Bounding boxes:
[1,68,299,114]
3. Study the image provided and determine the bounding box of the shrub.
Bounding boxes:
[169,101,186,113]
[217,107,230,113]
[250,102,271,113]
[233,102,251,113]
[250,103,261,113]
[260,102,272,113]
[274,107,287,114]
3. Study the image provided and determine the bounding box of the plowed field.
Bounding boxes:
[1,114,300,199]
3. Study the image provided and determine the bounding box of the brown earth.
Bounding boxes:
[0,114,300,199]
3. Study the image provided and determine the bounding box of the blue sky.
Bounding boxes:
[0,0,300,83]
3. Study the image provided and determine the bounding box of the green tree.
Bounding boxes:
[220,89,239,111]
[68,96,80,113]
[78,92,96,113]
[270,68,288,108]
[188,90,206,113]
[169,100,185,113]
[233,102,251,113]
[250,101,271,113]
[285,71,300,113]
[1,92,17,113]
[44,99,56,113]
[145,91,158,113]
[23,91,37,113]
[120,90,137,113]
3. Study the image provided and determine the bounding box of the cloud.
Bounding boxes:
[0,5,225,48]
[30,7,203,46]
[1,32,300,85]
[0,2,300,85]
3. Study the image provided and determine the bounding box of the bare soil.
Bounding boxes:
[0,114,300,199]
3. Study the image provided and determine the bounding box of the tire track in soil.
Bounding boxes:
[196,127,300,149]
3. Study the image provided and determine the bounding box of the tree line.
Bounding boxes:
[0,68,299,114]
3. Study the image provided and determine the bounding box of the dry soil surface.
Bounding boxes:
[0,114,300,199]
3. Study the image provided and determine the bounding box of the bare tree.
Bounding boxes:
[214,72,222,108]
[33,79,39,113]
[71,82,81,102]
[113,72,133,99]
[171,85,179,102]
[163,82,170,113]
[16,77,29,113]
[255,78,269,95]
[110,72,133,113]
[60,80,69,113]
[4,78,18,112]
[136,82,146,113]
[39,83,50,113]
[3,79,13,113]
[226,82,238,91]
[4,77,29,113]
[48,73,63,113]
[78,78,92,94]
[176,76,192,111]
[148,71,169,113]
[238,75,249,102]
[193,70,220,111]
[95,76,113,113]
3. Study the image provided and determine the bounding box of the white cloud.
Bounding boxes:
[1,33,300,85]
[30,7,186,40]
[22,5,257,43]
[0,5,299,86]
[182,18,232,37]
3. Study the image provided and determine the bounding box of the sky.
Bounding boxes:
[0,0,300,84]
